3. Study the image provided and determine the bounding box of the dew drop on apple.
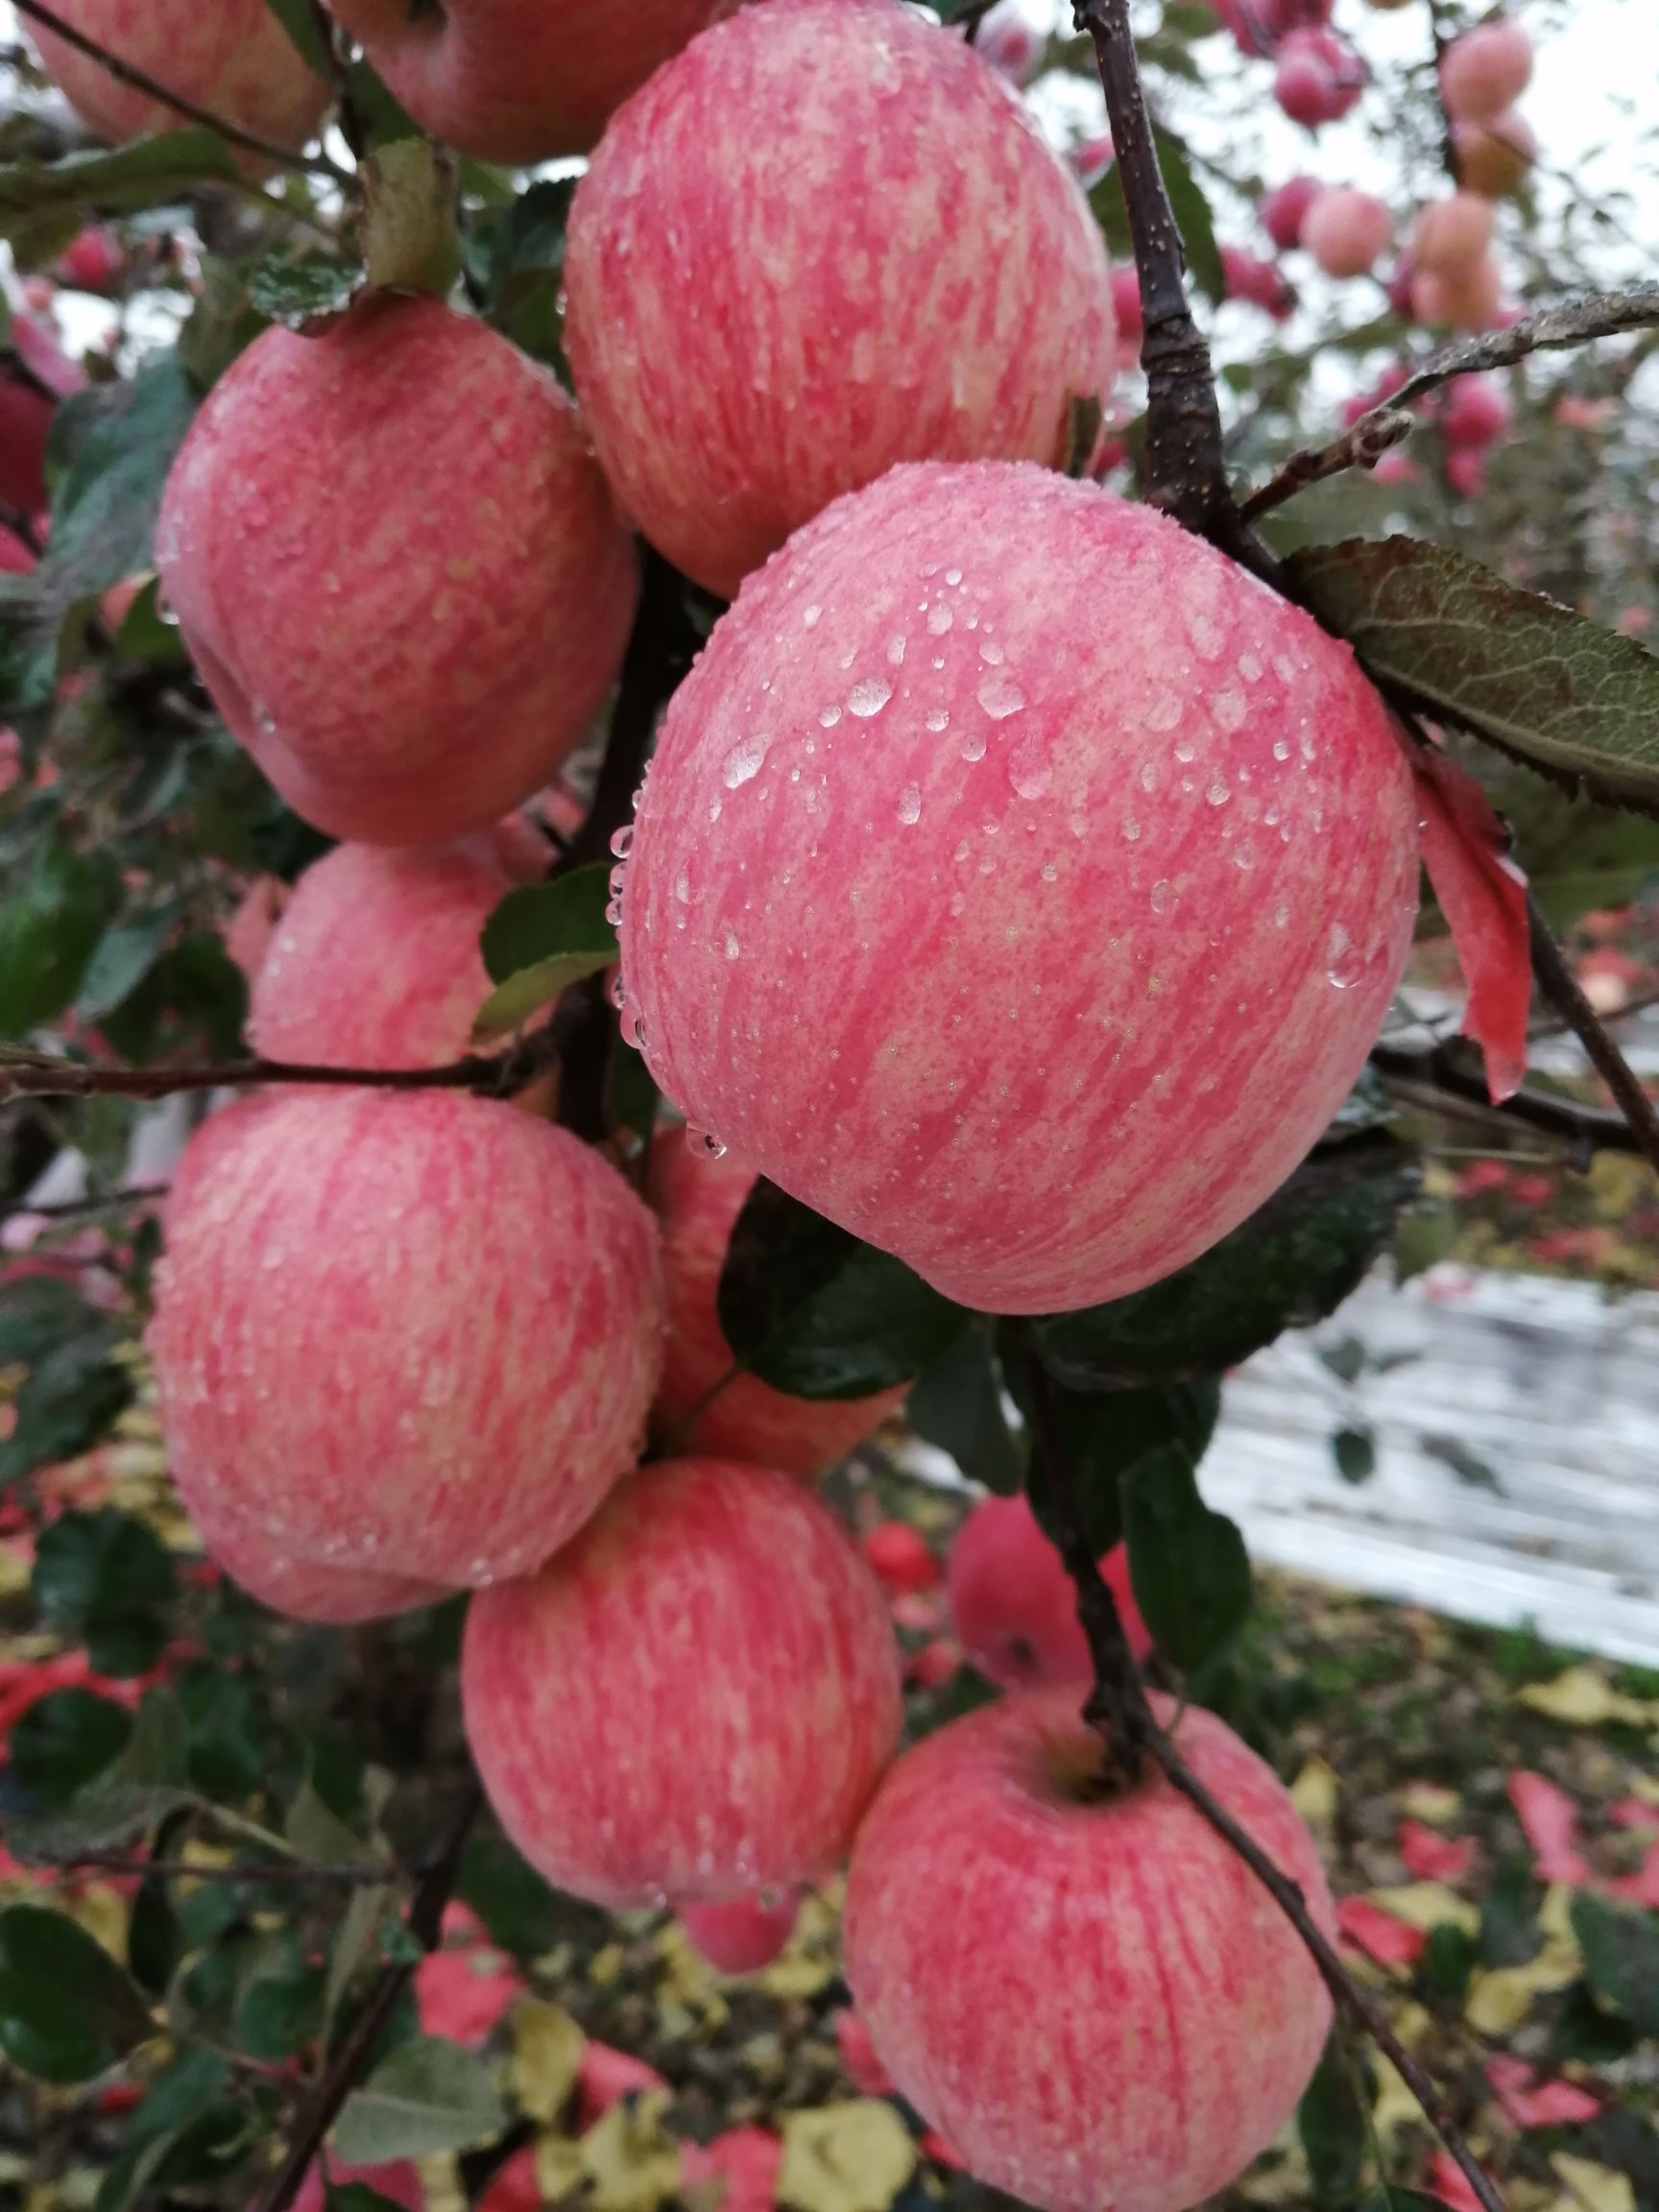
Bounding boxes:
[848,676,893,717]
[610,825,634,858]
[925,708,950,732]
[722,732,770,788]
[976,672,1026,722]
[897,784,922,825]
[1326,922,1360,987]
[1150,878,1173,914]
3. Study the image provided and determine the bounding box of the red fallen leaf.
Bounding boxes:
[1486,2054,1603,2129]
[1506,1771,1591,1887]
[578,2039,670,2126]
[1411,746,1530,1102]
[1399,1819,1478,1885]
[1456,1161,1511,1197]
[0,1652,149,1740]
[832,2007,893,2099]
[414,1938,520,2046]
[1609,1797,1659,1831]
[1427,2149,1486,2212]
[1335,1895,1427,1967]
[477,2146,543,2212]
[295,2159,422,2212]
[681,2125,782,2212]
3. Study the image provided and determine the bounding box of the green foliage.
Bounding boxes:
[10,1687,132,1803]
[475,862,613,1042]
[1571,1894,1659,2034]
[33,1508,178,1677]
[0,1279,134,1487]
[0,833,120,1033]
[1121,1443,1253,1672]
[334,2033,509,2163]
[1299,2033,1371,2208]
[0,132,238,264]
[0,1905,153,2081]
[907,1323,1022,1493]
[467,176,577,371]
[1021,1369,1222,1557]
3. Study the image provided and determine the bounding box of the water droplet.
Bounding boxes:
[1040,861,1058,883]
[953,838,972,862]
[673,870,692,903]
[620,1003,648,1051]
[1206,776,1231,806]
[1173,736,1196,763]
[722,733,770,788]
[976,672,1026,722]
[1139,761,1156,794]
[1146,691,1182,733]
[609,824,634,858]
[946,567,963,586]
[886,633,907,667]
[1122,817,1142,841]
[1008,734,1051,800]
[978,638,1005,666]
[926,601,954,636]
[1150,878,1173,914]
[1274,903,1290,928]
[819,703,842,728]
[610,973,628,1010]
[1213,688,1246,732]
[960,729,987,762]
[1233,843,1256,870]
[925,707,950,732]
[1327,923,1361,988]
[724,925,741,960]
[803,603,823,627]
[604,896,624,926]
[848,676,893,718]
[1272,737,1290,762]
[897,784,922,825]
[611,862,630,899]
[686,1126,728,1160]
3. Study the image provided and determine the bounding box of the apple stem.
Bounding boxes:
[1016,1328,1509,2212]
[8,0,353,183]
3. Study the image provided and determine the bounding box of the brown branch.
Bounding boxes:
[1242,409,1414,523]
[1368,1035,1647,1167]
[36,1853,389,1886]
[1248,285,1659,520]
[11,0,350,181]
[1071,1,1240,547]
[250,1779,483,2212]
[1016,1331,1509,2212]
[0,1180,169,1228]
[1525,894,1659,1177]
[1427,0,1463,187]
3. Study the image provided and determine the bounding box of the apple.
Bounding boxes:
[148,1089,664,1623]
[564,0,1115,599]
[325,0,733,162]
[1410,191,1497,278]
[1454,113,1535,199]
[56,228,124,293]
[648,1128,908,1475]
[0,310,84,518]
[249,823,547,1070]
[1439,21,1533,127]
[862,1522,940,1599]
[679,1889,802,1975]
[26,0,327,155]
[946,1494,1149,1688]
[616,460,1420,1315]
[1258,176,1321,253]
[156,295,638,846]
[1439,375,1512,451]
[1301,188,1391,278]
[844,1687,1335,2212]
[462,1455,902,1907]
[1411,254,1503,331]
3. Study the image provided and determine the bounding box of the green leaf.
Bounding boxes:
[330,2190,414,2212]
[1571,1893,1659,2034]
[1030,1131,1420,1386]
[717,1180,969,1399]
[1331,1426,1377,1485]
[1122,1446,1252,1671]
[0,1288,134,1487]
[285,1774,375,1867]
[1286,538,1659,815]
[246,250,365,329]
[76,911,178,1024]
[469,178,577,371]
[5,1781,194,1870]
[334,2033,509,2164]
[325,1884,394,2037]
[458,1832,592,1962]
[1021,1375,1222,1559]
[96,931,249,1063]
[177,1662,266,1800]
[1152,127,1224,304]
[473,864,613,1043]
[0,1905,153,2081]
[0,132,238,263]
[93,2045,233,2211]
[33,1510,178,1680]
[1298,2033,1369,2209]
[10,1688,132,1804]
[0,835,120,1034]
[906,1324,1022,1494]
[264,0,334,73]
[238,1960,325,2061]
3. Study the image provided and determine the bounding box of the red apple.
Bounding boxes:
[149,1090,664,1622]
[1439,21,1533,126]
[1411,254,1503,331]
[1411,191,1497,278]
[862,1522,940,1599]
[648,1128,908,1475]
[326,0,733,162]
[947,1494,1149,1688]
[565,0,1115,598]
[156,296,638,845]
[56,228,124,293]
[844,1688,1335,2212]
[462,1456,902,1907]
[26,0,327,155]
[1259,175,1321,252]
[249,824,546,1070]
[679,1889,801,1974]
[616,461,1420,1314]
[1454,113,1535,199]
[1302,188,1391,278]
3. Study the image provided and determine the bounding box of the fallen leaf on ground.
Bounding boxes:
[777,2102,917,2212]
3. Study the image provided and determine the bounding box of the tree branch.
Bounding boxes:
[1525,893,1659,1177]
[1247,286,1659,520]
[10,0,350,182]
[1016,1332,1509,2212]
[1368,1035,1648,1167]
[250,1780,483,2212]
[1241,409,1414,523]
[36,1853,389,1886]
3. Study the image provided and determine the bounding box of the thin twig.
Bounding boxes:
[1017,1331,1509,2212]
[10,0,350,182]
[1526,894,1659,1176]
[31,1853,389,1886]
[0,1180,169,1228]
[1241,409,1414,522]
[1368,1035,1647,1166]
[250,1780,483,2212]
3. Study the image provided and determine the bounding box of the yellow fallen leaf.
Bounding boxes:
[70,1883,130,1964]
[1290,1758,1339,1830]
[1539,1883,1582,1950]
[1235,2142,1310,2205]
[582,2089,681,2212]
[1625,1774,1659,1809]
[589,1942,626,1985]
[1371,2054,1423,2141]
[1465,1898,1583,2039]
[1517,1668,1654,1729]
[1367,1884,1480,1936]
[1550,2156,1636,2212]
[779,2101,918,2212]
[512,1997,586,2124]
[0,1545,32,1601]
[416,2154,464,2212]
[536,2133,587,2203]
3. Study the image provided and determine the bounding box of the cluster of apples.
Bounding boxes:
[27,2,1415,2204]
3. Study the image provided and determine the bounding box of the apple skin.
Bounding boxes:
[617,460,1420,1315]
[1454,113,1534,199]
[156,296,638,846]
[1301,188,1391,279]
[326,0,736,163]
[1411,192,1497,278]
[148,1090,664,1622]
[1439,21,1532,126]
[565,0,1115,599]
[27,0,327,153]
[249,823,546,1070]
[946,1495,1149,1688]
[844,1687,1335,2212]
[462,1455,902,1908]
[648,1129,907,1475]
[679,1889,801,1974]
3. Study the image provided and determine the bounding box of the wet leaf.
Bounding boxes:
[1122,1445,1251,1671]
[473,865,613,1043]
[906,1324,1021,1493]
[334,2033,508,2163]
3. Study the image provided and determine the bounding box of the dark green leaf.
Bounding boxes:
[0,835,120,1034]
[325,1884,395,2036]
[1030,1132,1420,1386]
[0,132,238,262]
[93,2045,232,2212]
[246,250,365,329]
[34,1510,177,1681]
[285,1774,375,1867]
[177,1662,265,1800]
[458,1832,597,1962]
[43,355,199,609]
[1332,1426,1376,1485]
[0,1286,134,1485]
[1286,538,1659,814]
[238,1960,325,2061]
[1479,1857,1542,1968]
[128,1843,183,1998]
[474,864,613,1042]
[1422,1435,1503,1494]
[112,575,188,666]
[96,931,249,1063]
[1298,2033,1369,2209]
[5,1780,193,1869]
[10,1688,132,1804]
[1122,1446,1252,1671]
[1019,1369,1222,1558]
[264,0,333,73]
[1315,1335,1367,1386]
[1152,127,1224,304]
[1571,1893,1659,2033]
[334,2033,509,2163]
[76,912,177,1024]
[718,1180,969,1399]
[467,177,576,370]
[907,1324,1022,1495]
[1420,1922,1477,2003]
[0,1904,153,2080]
[330,2190,414,2212]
